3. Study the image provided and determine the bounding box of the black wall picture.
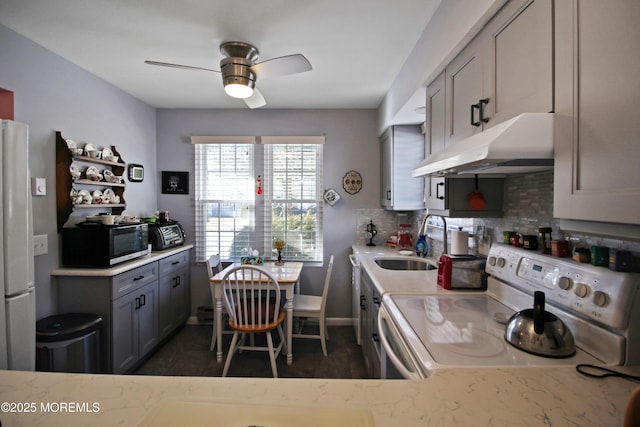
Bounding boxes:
[162,171,189,194]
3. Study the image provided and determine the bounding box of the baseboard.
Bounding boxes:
[187,316,354,327]
[187,316,204,325]
[326,317,355,326]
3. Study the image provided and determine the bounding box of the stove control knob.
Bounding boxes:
[558,276,573,291]
[497,257,506,268]
[593,291,609,307]
[574,283,590,298]
[488,256,496,266]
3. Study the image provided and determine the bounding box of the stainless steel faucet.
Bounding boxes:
[419,213,447,255]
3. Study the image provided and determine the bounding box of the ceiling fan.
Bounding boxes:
[145,41,312,108]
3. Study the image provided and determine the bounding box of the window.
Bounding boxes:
[262,136,324,262]
[193,136,255,262]
[193,135,324,263]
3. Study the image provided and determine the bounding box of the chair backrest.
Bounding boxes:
[222,266,282,328]
[206,254,221,280]
[319,255,335,312]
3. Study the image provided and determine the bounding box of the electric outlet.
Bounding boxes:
[34,234,48,256]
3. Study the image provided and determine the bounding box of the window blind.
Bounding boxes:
[262,137,324,262]
[194,140,255,262]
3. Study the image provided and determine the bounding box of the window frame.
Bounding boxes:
[192,135,324,263]
[262,136,324,263]
[193,136,256,262]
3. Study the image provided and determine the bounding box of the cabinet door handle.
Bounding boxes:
[479,98,490,124]
[133,275,145,281]
[372,333,380,342]
[470,103,481,127]
[386,190,391,201]
[135,297,141,310]
[173,276,181,288]
[373,297,381,306]
[436,181,445,200]
[361,296,367,310]
[140,294,146,307]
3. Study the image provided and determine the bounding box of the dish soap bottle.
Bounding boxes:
[416,234,428,257]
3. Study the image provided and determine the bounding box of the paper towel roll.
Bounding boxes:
[451,230,469,255]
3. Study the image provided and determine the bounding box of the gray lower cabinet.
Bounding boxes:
[112,279,159,373]
[360,269,381,379]
[56,248,191,373]
[158,251,190,340]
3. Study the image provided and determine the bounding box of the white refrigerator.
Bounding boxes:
[0,120,35,371]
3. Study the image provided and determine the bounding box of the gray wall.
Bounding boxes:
[0,24,158,318]
[155,109,380,319]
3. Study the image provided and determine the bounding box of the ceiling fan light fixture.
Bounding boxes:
[220,56,256,99]
[224,81,254,99]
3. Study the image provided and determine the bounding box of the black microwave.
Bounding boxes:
[61,223,149,267]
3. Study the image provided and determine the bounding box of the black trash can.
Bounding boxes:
[36,313,103,373]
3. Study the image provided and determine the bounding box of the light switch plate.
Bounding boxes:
[31,177,46,196]
[33,234,48,256]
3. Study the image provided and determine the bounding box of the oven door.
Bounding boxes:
[378,306,426,379]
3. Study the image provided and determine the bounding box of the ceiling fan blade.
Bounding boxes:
[144,60,220,73]
[243,88,266,109]
[250,54,312,79]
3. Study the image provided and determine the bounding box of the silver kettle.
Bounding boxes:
[504,291,576,358]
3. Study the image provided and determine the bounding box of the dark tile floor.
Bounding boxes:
[133,324,368,379]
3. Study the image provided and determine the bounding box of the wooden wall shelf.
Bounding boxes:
[56,131,127,230]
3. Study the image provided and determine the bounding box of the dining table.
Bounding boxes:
[210,261,304,366]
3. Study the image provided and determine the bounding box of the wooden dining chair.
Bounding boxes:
[206,254,225,352]
[292,255,334,356]
[221,266,286,378]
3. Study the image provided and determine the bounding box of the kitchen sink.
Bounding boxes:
[374,258,437,271]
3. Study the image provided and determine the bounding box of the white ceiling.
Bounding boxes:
[0,0,440,116]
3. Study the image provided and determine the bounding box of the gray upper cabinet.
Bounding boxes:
[482,0,553,127]
[554,0,640,225]
[446,36,485,146]
[380,125,425,211]
[445,0,553,145]
[425,72,447,210]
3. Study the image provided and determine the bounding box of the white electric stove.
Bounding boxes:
[379,244,640,379]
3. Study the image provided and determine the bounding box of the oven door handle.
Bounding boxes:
[377,307,422,380]
[349,254,360,269]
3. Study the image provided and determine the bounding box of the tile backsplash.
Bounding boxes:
[357,171,640,266]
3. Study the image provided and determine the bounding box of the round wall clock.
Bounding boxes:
[343,170,362,194]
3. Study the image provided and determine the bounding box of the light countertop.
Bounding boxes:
[4,245,632,425]
[51,244,193,277]
[0,366,637,426]
[352,244,443,294]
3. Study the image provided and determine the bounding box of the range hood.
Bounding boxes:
[412,113,554,177]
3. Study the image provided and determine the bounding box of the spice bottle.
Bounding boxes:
[538,227,552,254]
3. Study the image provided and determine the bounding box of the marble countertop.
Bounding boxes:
[51,244,193,277]
[0,366,637,426]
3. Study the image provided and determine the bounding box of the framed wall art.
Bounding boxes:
[161,171,189,194]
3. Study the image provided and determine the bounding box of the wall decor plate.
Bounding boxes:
[323,188,341,206]
[343,170,362,194]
